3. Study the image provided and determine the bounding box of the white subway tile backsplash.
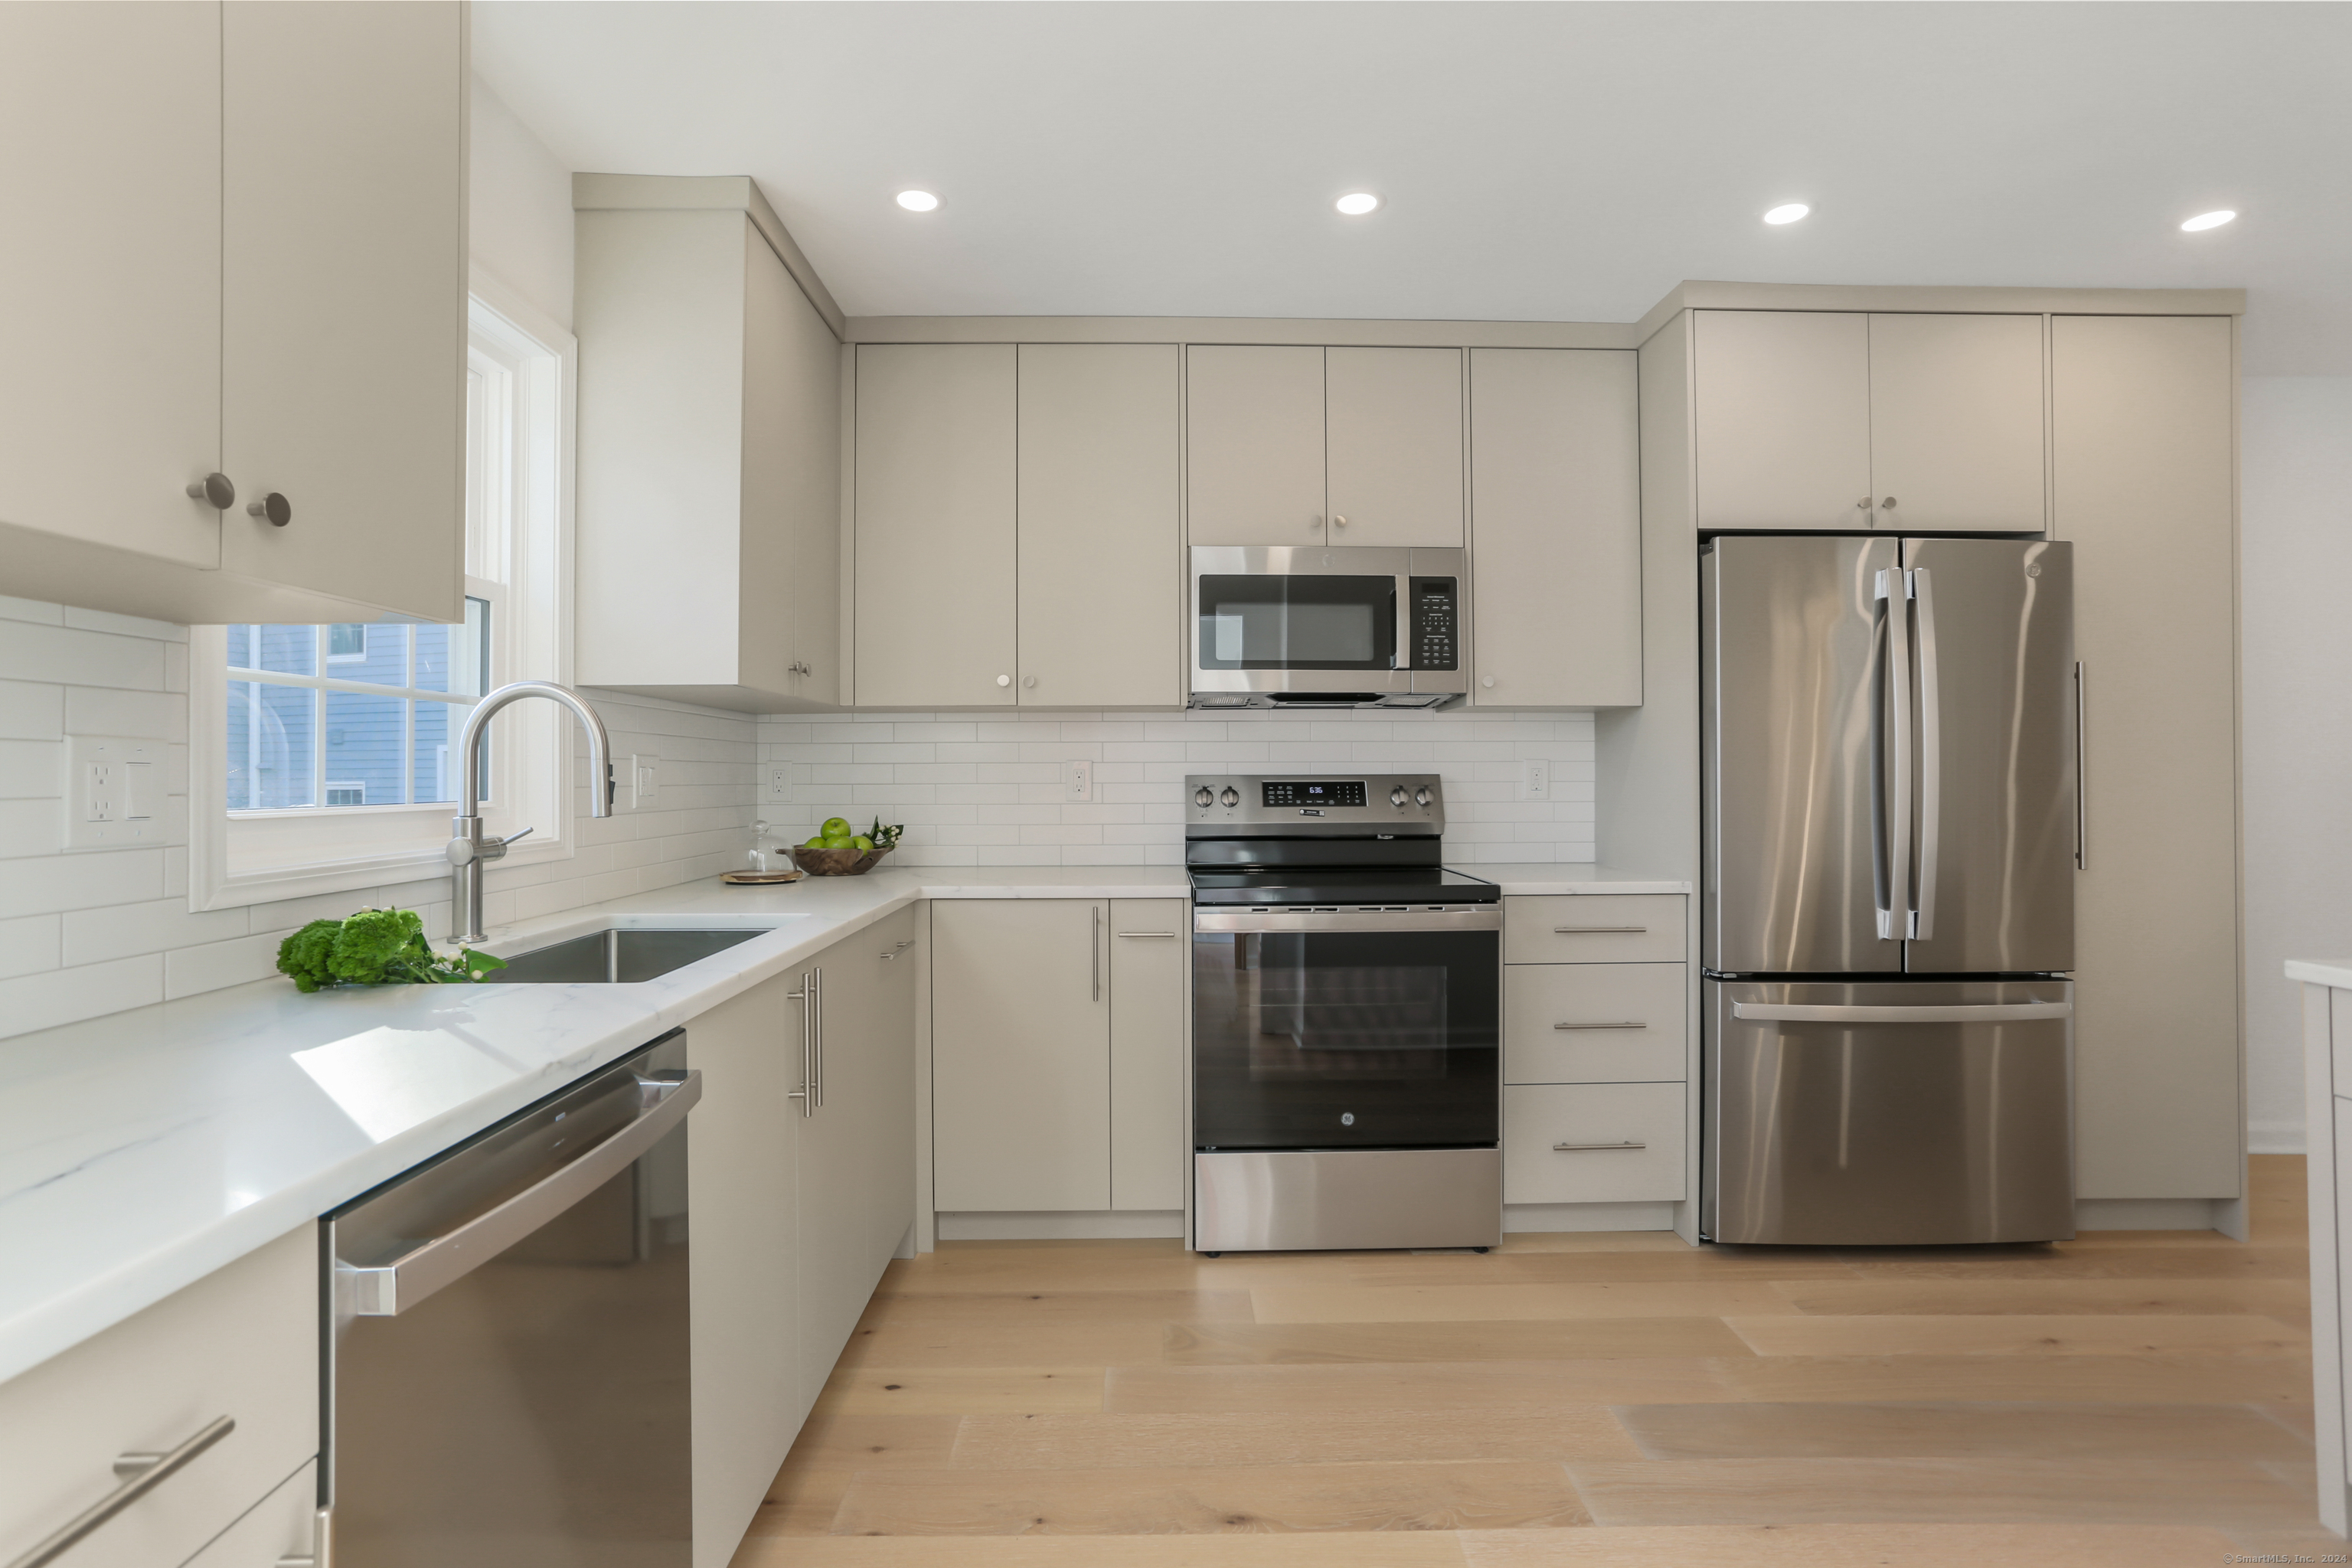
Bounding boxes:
[0,913,60,980]
[0,953,165,1035]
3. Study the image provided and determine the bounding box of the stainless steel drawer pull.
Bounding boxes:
[6,1415,235,1568]
[1116,931,1178,939]
[1552,926,1647,934]
[338,1073,702,1316]
[880,939,915,960]
[1553,1141,1646,1152]
[1731,1001,2072,1024]
[1554,1021,1647,1031]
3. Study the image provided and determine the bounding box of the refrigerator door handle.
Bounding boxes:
[1874,568,1912,941]
[1731,1001,2073,1024]
[1907,567,1939,940]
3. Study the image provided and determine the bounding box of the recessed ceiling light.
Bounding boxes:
[1335,192,1380,216]
[1763,203,1811,226]
[896,190,940,213]
[2180,209,2236,232]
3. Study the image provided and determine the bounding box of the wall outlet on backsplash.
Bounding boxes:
[761,763,792,805]
[627,752,660,809]
[1063,757,1093,802]
[1520,760,1550,801]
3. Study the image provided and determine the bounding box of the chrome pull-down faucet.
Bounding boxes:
[447,681,614,944]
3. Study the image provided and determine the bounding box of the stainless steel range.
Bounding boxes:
[1187,773,1501,1254]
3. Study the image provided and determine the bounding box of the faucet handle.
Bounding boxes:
[498,826,534,850]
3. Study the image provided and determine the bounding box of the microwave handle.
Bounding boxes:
[1393,575,1410,672]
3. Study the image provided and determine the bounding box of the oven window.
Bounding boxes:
[1194,927,1498,1150]
[1198,575,1397,670]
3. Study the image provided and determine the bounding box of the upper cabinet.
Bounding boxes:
[852,342,1181,710]
[1691,310,2047,534]
[575,177,843,711]
[0,1,466,627]
[1187,345,1464,547]
[1468,349,1642,707]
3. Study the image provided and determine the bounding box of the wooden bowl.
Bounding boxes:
[788,843,893,877]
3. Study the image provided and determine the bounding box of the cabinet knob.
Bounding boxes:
[247,492,291,527]
[1880,496,1897,510]
[996,674,1011,688]
[1023,675,1036,688]
[1332,514,1348,528]
[1857,497,1873,511]
[186,473,236,509]
[1481,675,1495,688]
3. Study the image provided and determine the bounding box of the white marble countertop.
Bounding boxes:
[0,860,1671,1385]
[1485,865,1690,896]
[2288,959,2352,989]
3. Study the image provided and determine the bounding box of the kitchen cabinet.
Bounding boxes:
[933,898,1188,1214]
[1109,900,1190,1210]
[1325,347,1465,547]
[854,344,1019,707]
[1504,894,1687,964]
[576,176,842,712]
[1691,310,2045,534]
[1468,348,1642,706]
[1185,345,1327,547]
[2296,978,2352,1533]
[1504,962,1687,1084]
[1187,344,1464,547]
[0,1,467,627]
[1504,1083,1687,1203]
[1016,344,1183,707]
[2053,314,2239,1204]
[181,1461,318,1567]
[0,1225,315,1568]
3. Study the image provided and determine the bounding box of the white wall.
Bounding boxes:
[469,73,575,331]
[757,707,1597,867]
[2240,375,2352,1153]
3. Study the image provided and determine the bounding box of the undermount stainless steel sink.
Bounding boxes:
[485,926,766,984]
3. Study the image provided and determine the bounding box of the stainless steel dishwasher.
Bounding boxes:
[322,1031,697,1566]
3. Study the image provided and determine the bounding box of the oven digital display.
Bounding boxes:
[1262,780,1366,808]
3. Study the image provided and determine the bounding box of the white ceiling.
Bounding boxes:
[474,2,2352,374]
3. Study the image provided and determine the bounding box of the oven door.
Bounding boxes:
[1193,906,1500,1150]
[1193,546,1412,697]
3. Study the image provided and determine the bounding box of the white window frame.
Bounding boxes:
[188,273,577,910]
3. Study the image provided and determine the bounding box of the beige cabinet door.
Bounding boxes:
[1018,344,1182,707]
[861,906,922,1275]
[854,343,1018,705]
[1692,311,1873,531]
[743,225,841,704]
[0,3,222,570]
[1109,899,1188,1210]
[795,943,875,1416]
[1504,962,1687,1084]
[933,900,1112,1210]
[219,1,466,622]
[1186,345,1326,546]
[1326,347,1465,547]
[1869,313,2047,533]
[1468,348,1641,706]
[2053,314,2239,1202]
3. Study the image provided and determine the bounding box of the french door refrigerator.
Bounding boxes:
[1702,534,2077,1245]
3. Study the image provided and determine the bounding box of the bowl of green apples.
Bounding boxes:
[789,815,903,876]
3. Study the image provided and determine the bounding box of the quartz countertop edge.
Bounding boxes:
[2287,959,2352,989]
[0,861,1673,1384]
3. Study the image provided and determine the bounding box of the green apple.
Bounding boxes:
[851,835,874,851]
[821,816,851,838]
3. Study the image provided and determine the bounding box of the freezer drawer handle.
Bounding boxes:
[1553,1142,1646,1152]
[1552,926,1646,934]
[337,1070,702,1318]
[1731,1001,2072,1024]
[5,1415,234,1568]
[1553,1021,1647,1031]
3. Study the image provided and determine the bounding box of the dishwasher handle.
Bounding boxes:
[338,1070,701,1318]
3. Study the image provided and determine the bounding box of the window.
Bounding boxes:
[188,280,575,910]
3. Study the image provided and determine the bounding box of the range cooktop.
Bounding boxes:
[1181,773,1498,906]
[1187,865,1501,907]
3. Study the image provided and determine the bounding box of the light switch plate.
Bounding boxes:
[1063,758,1093,803]
[1520,760,1550,801]
[628,752,660,810]
[761,763,792,805]
[66,734,168,848]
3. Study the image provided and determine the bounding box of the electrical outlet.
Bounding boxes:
[1063,757,1094,802]
[1521,760,1550,801]
[628,752,660,809]
[65,735,166,848]
[761,763,792,805]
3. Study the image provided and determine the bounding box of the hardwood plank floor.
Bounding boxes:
[736,1154,2331,1564]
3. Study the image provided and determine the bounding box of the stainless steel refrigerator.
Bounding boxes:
[1701,534,2078,1245]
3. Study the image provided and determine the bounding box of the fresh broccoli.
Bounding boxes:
[276,920,344,993]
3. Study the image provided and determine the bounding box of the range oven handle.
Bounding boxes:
[337,1070,701,1318]
[1731,1001,2072,1024]
[1192,906,1501,934]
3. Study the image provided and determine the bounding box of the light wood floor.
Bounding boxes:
[735,1155,2333,1566]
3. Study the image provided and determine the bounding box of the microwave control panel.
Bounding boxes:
[1409,577,1459,671]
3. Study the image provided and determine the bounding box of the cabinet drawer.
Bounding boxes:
[1504,1083,1686,1203]
[1505,963,1687,1084]
[183,1459,317,1566]
[0,1226,317,1568]
[1506,896,1686,964]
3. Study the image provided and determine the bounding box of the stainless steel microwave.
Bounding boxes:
[1189,546,1468,710]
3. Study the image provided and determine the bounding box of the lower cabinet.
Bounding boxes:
[1504,1083,1687,1203]
[933,898,1187,1215]
[0,1225,317,1568]
[685,906,919,1568]
[184,1460,319,1566]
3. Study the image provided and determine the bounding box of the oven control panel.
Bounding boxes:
[1262,780,1366,808]
[1185,773,1444,833]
